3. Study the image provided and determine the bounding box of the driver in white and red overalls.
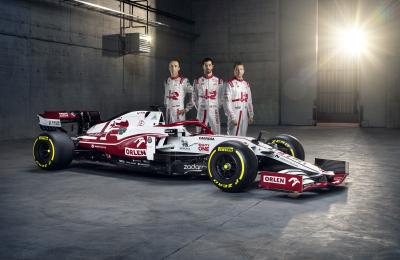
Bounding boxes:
[223,62,254,136]
[164,59,194,123]
[192,57,224,134]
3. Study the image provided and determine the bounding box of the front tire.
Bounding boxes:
[208,141,258,192]
[266,134,305,160]
[33,132,75,170]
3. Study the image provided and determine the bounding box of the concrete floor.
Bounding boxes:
[1,126,400,260]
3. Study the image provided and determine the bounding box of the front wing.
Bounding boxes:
[259,158,349,193]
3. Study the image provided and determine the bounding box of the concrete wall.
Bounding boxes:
[378,0,400,128]
[0,0,399,141]
[191,0,280,125]
[190,0,318,127]
[385,2,400,129]
[279,0,400,127]
[0,0,193,140]
[279,0,318,125]
[357,0,400,128]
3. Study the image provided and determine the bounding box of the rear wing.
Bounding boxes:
[38,111,101,136]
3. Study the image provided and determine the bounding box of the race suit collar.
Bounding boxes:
[204,73,213,79]
[170,75,180,80]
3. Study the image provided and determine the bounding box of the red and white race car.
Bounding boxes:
[33,108,349,194]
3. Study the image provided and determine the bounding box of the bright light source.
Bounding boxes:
[139,34,152,44]
[336,27,367,56]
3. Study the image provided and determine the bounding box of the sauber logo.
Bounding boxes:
[263,176,286,184]
[288,177,300,187]
[125,148,146,157]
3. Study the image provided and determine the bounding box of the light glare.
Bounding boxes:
[337,27,367,56]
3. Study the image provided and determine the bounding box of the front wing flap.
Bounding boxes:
[259,158,349,193]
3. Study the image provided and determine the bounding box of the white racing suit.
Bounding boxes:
[164,76,194,123]
[223,77,254,136]
[193,75,224,134]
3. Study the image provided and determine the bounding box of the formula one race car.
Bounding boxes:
[33,108,349,194]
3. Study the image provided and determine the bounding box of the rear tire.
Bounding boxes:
[266,134,305,160]
[33,132,74,170]
[208,141,258,192]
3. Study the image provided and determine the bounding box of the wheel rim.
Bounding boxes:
[214,154,239,180]
[36,141,52,164]
[271,141,295,157]
[276,143,292,155]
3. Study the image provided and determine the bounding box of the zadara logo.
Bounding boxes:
[184,164,203,170]
[198,143,209,152]
[125,148,146,157]
[263,176,286,184]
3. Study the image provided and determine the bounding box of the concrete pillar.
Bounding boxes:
[279,0,318,125]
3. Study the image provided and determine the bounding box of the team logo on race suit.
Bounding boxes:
[263,175,286,184]
[166,90,180,100]
[198,143,209,152]
[202,89,217,100]
[239,92,248,102]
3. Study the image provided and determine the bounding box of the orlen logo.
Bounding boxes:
[263,175,286,185]
[198,143,209,152]
[133,137,146,148]
[125,148,146,157]
[288,177,300,187]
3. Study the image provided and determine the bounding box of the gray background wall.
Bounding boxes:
[280,0,317,125]
[191,0,280,125]
[0,0,194,140]
[0,0,399,140]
